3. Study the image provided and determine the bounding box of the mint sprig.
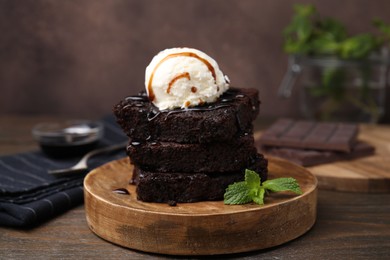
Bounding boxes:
[224,169,303,205]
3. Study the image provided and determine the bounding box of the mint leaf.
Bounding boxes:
[245,169,261,186]
[224,170,303,205]
[244,169,261,196]
[262,177,303,195]
[252,187,266,205]
[224,182,252,205]
[244,169,265,204]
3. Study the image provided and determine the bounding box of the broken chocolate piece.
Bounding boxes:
[259,141,375,167]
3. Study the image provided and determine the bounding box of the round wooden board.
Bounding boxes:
[255,124,390,193]
[84,157,317,256]
[308,125,390,193]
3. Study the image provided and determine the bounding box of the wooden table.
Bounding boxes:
[1,115,390,259]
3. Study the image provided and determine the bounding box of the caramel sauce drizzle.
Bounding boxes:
[167,72,190,94]
[148,52,217,101]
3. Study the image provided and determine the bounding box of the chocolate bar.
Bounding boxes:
[259,119,358,152]
[259,141,375,167]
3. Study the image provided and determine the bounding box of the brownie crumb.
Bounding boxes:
[168,200,177,206]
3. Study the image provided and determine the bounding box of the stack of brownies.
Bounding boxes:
[113,88,268,203]
[257,118,375,167]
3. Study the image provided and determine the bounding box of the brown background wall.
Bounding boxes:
[1,0,389,121]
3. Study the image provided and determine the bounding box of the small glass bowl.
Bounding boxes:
[32,120,104,158]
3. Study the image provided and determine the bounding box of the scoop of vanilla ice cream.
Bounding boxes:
[145,47,230,110]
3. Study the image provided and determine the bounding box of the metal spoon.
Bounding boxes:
[48,141,127,177]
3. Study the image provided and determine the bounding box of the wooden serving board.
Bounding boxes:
[84,157,317,256]
[255,124,390,193]
[310,124,390,193]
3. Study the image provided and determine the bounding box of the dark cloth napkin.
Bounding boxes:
[0,115,127,228]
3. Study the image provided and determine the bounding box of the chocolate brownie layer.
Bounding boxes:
[132,154,268,203]
[113,88,260,143]
[127,134,257,173]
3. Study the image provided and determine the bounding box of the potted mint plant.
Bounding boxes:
[279,4,390,123]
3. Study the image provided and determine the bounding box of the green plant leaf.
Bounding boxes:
[310,36,340,55]
[245,169,261,188]
[224,181,252,205]
[262,178,303,195]
[283,4,316,55]
[293,4,316,17]
[252,187,266,205]
[339,34,378,59]
[318,18,347,41]
[224,170,302,205]
[245,169,262,199]
[373,18,390,42]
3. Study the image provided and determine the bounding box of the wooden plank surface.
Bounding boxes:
[0,115,390,259]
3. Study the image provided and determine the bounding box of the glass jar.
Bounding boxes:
[279,51,389,123]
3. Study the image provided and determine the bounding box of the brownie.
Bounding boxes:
[114,86,267,204]
[132,154,268,203]
[127,134,257,173]
[113,88,260,143]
